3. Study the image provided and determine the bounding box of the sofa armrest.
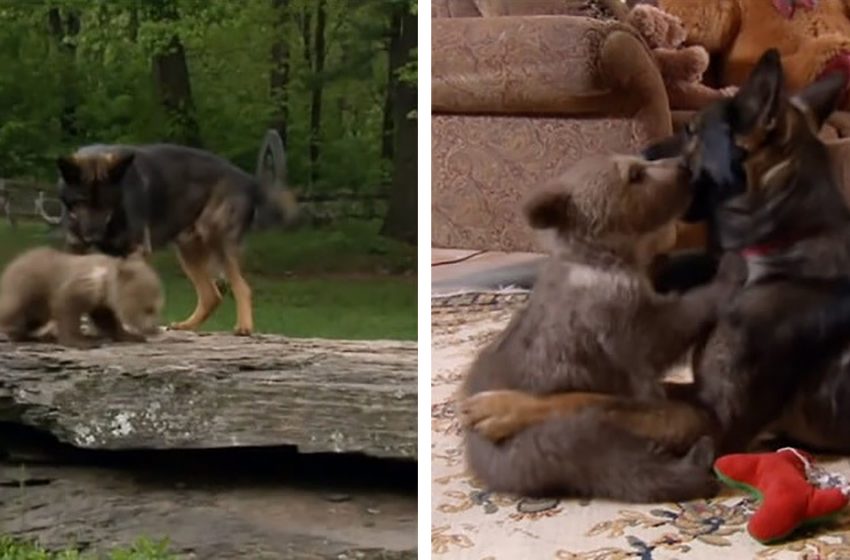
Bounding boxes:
[432,15,671,139]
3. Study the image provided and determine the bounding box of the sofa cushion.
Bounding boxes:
[432,114,659,252]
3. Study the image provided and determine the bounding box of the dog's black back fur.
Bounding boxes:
[57,144,278,257]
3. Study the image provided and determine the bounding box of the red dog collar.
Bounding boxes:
[740,232,811,258]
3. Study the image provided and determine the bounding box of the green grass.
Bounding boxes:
[0,537,178,560]
[0,220,416,340]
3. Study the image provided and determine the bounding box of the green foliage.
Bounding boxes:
[397,54,416,86]
[0,536,178,560]
[102,538,176,560]
[0,0,415,194]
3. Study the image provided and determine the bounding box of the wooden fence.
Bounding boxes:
[0,130,388,228]
[0,179,388,228]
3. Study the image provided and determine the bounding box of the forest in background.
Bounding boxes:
[0,0,417,242]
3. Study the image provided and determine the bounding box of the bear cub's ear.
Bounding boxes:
[524,188,573,231]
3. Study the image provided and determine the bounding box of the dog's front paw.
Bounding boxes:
[460,390,531,442]
[473,414,526,443]
[233,325,253,337]
[168,320,199,332]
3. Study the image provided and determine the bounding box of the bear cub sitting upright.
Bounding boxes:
[461,153,742,503]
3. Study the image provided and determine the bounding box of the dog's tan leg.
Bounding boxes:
[460,390,618,442]
[602,400,713,455]
[220,245,253,336]
[461,390,712,452]
[170,243,222,331]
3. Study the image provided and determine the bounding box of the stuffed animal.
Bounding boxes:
[714,448,850,544]
[627,4,737,110]
[654,0,850,109]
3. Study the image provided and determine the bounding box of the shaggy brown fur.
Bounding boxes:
[461,154,739,503]
[0,247,164,348]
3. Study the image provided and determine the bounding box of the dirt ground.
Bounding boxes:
[0,431,417,559]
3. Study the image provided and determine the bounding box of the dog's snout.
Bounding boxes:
[80,228,102,243]
[654,156,691,179]
[645,156,687,171]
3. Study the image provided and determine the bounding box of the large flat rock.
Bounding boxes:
[0,331,417,459]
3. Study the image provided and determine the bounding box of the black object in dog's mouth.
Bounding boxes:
[641,125,747,225]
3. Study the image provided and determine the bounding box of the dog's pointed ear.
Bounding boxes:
[524,187,574,230]
[732,49,784,132]
[792,71,848,131]
[108,152,135,183]
[56,156,80,185]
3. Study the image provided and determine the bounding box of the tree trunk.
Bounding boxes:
[47,8,80,143]
[270,0,290,146]
[301,7,312,68]
[380,7,417,244]
[309,0,327,187]
[146,0,202,147]
[381,8,403,165]
[128,3,139,42]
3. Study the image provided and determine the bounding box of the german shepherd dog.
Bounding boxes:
[664,49,850,454]
[461,50,850,489]
[56,144,297,336]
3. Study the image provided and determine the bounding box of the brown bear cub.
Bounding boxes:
[461,154,740,503]
[0,247,164,348]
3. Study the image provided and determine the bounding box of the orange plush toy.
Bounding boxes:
[656,0,850,109]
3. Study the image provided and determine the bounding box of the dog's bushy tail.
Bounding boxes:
[253,129,299,228]
[255,185,298,228]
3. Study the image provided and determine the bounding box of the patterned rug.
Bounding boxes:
[430,291,850,559]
